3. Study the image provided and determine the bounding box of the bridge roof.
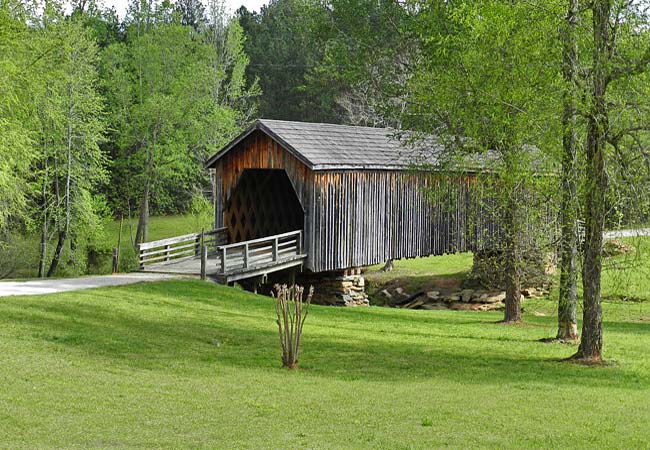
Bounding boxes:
[206,119,446,171]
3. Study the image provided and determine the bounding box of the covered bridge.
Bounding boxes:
[205,119,494,283]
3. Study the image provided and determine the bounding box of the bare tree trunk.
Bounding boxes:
[557,0,580,342]
[135,176,150,245]
[503,187,522,323]
[47,230,67,277]
[38,221,48,278]
[380,259,394,272]
[48,86,74,277]
[573,0,609,362]
[38,142,49,279]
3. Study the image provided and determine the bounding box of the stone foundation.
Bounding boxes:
[297,268,369,307]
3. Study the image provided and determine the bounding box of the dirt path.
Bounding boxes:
[0,273,182,297]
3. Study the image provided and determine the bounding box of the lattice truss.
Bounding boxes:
[225,169,304,243]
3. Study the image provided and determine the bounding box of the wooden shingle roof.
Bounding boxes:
[206,119,441,171]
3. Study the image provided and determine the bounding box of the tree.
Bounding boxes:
[307,0,412,127]
[0,1,39,232]
[403,0,563,323]
[556,0,581,342]
[103,0,257,244]
[237,0,331,122]
[573,0,650,362]
[175,0,204,30]
[34,14,107,277]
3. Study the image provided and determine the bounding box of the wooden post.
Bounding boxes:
[165,244,170,261]
[221,247,226,273]
[112,248,118,274]
[200,245,207,281]
[196,228,204,257]
[137,244,144,270]
[244,243,249,268]
[273,237,279,262]
[297,230,302,254]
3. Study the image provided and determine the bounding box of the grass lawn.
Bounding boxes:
[1,278,649,449]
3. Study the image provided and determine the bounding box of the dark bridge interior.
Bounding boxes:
[225,169,304,243]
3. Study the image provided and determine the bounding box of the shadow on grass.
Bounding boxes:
[1,281,646,390]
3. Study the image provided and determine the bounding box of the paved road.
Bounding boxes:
[0,273,181,297]
[604,228,650,238]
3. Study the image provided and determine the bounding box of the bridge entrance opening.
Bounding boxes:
[225,169,304,244]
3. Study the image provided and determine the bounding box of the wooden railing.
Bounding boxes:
[138,228,227,270]
[217,230,303,275]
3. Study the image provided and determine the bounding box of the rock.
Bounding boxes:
[395,287,407,296]
[403,298,425,309]
[421,303,447,310]
[448,294,461,303]
[426,290,441,299]
[380,289,393,299]
[357,277,365,287]
[521,288,537,298]
[460,289,475,302]
[484,292,505,304]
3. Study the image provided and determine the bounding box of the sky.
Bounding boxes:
[100,0,269,18]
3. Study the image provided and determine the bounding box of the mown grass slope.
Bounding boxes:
[1,279,649,449]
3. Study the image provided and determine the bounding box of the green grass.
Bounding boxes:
[601,236,650,302]
[1,279,649,449]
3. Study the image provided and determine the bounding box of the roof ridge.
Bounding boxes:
[258,118,396,133]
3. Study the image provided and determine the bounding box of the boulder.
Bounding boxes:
[484,292,506,304]
[460,289,475,302]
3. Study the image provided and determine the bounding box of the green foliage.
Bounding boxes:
[103,2,256,223]
[188,192,214,232]
[238,0,332,122]
[0,2,39,231]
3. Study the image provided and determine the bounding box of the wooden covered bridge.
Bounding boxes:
[139,119,494,287]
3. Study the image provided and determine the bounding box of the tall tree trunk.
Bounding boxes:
[38,220,48,278]
[47,230,67,277]
[135,177,150,245]
[135,130,157,245]
[557,0,580,342]
[48,86,74,277]
[503,184,522,323]
[573,0,610,362]
[38,142,49,279]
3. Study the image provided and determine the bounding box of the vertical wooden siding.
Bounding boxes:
[310,171,494,273]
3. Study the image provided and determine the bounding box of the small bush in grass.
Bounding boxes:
[272,284,313,369]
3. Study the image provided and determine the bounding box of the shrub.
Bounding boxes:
[272,284,314,369]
